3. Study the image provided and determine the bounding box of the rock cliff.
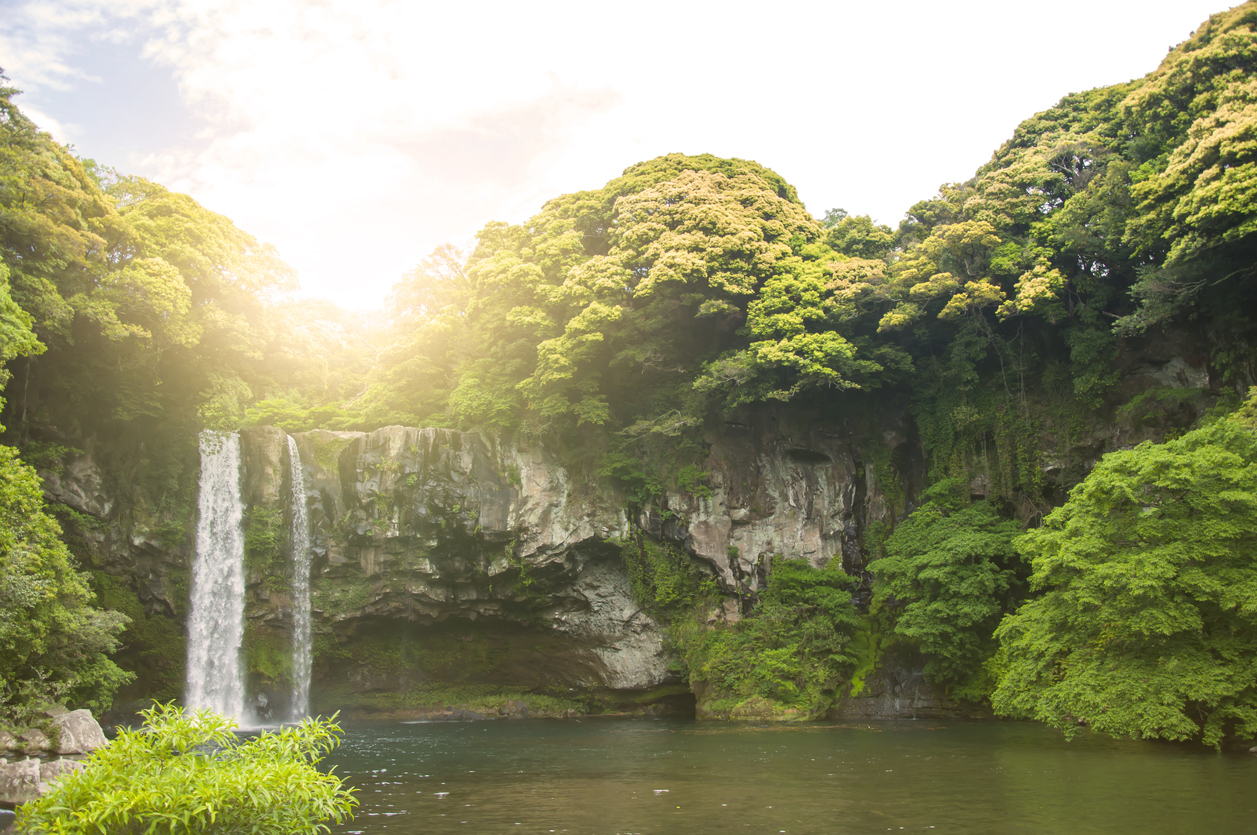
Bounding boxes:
[34,328,1220,720]
[230,410,910,716]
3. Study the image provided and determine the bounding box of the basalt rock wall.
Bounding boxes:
[231,410,912,714]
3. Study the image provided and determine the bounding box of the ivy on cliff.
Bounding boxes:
[679,557,862,719]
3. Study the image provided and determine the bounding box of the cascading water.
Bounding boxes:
[186,430,246,721]
[287,435,313,720]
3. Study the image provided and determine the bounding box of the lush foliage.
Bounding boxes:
[357,155,902,451]
[2,6,1257,742]
[17,703,357,834]
[621,536,717,620]
[871,479,1024,697]
[0,445,130,722]
[0,72,373,499]
[991,393,1257,747]
[679,557,862,718]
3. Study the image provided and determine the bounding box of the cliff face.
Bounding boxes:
[38,327,1221,720]
[228,412,909,716]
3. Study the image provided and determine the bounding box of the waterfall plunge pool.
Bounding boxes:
[322,717,1256,834]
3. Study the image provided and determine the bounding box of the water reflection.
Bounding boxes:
[324,718,1256,834]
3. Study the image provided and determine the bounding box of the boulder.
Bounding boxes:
[38,758,85,792]
[0,732,14,757]
[17,730,49,756]
[52,710,107,755]
[0,758,41,806]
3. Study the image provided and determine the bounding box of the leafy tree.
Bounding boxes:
[821,210,895,259]
[0,445,130,720]
[358,154,898,446]
[17,702,357,834]
[0,75,361,450]
[0,263,40,388]
[356,244,471,428]
[870,479,1024,697]
[991,392,1257,747]
[681,557,862,717]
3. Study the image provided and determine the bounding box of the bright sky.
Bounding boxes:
[0,0,1232,310]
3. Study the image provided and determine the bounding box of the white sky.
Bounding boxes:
[0,0,1233,310]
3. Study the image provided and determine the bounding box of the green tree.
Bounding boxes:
[0,445,130,720]
[991,392,1257,747]
[359,154,894,443]
[871,479,1024,697]
[17,702,357,834]
[821,210,895,259]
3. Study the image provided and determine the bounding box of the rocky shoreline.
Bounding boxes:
[0,710,108,814]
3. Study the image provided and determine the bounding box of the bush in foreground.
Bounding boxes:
[17,703,357,834]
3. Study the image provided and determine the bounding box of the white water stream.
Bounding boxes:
[186,430,246,721]
[287,435,313,719]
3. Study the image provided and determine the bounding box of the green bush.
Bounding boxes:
[17,702,357,834]
[681,556,861,718]
[870,478,1024,698]
[0,446,131,720]
[992,392,1257,747]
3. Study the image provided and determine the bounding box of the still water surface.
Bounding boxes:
[324,718,1255,834]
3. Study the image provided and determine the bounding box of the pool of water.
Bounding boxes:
[324,717,1256,834]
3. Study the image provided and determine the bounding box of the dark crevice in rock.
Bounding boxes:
[784,448,832,465]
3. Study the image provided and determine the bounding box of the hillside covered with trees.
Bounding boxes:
[0,3,1255,749]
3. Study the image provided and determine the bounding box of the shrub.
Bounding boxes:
[0,446,131,720]
[17,702,357,834]
[682,556,861,718]
[870,478,1024,698]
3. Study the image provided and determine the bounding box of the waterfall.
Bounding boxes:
[287,435,313,720]
[186,430,246,721]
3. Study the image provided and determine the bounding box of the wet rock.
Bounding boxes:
[240,426,288,507]
[38,758,85,791]
[826,661,991,721]
[553,559,675,690]
[40,450,113,519]
[17,730,49,756]
[0,758,41,806]
[52,710,107,755]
